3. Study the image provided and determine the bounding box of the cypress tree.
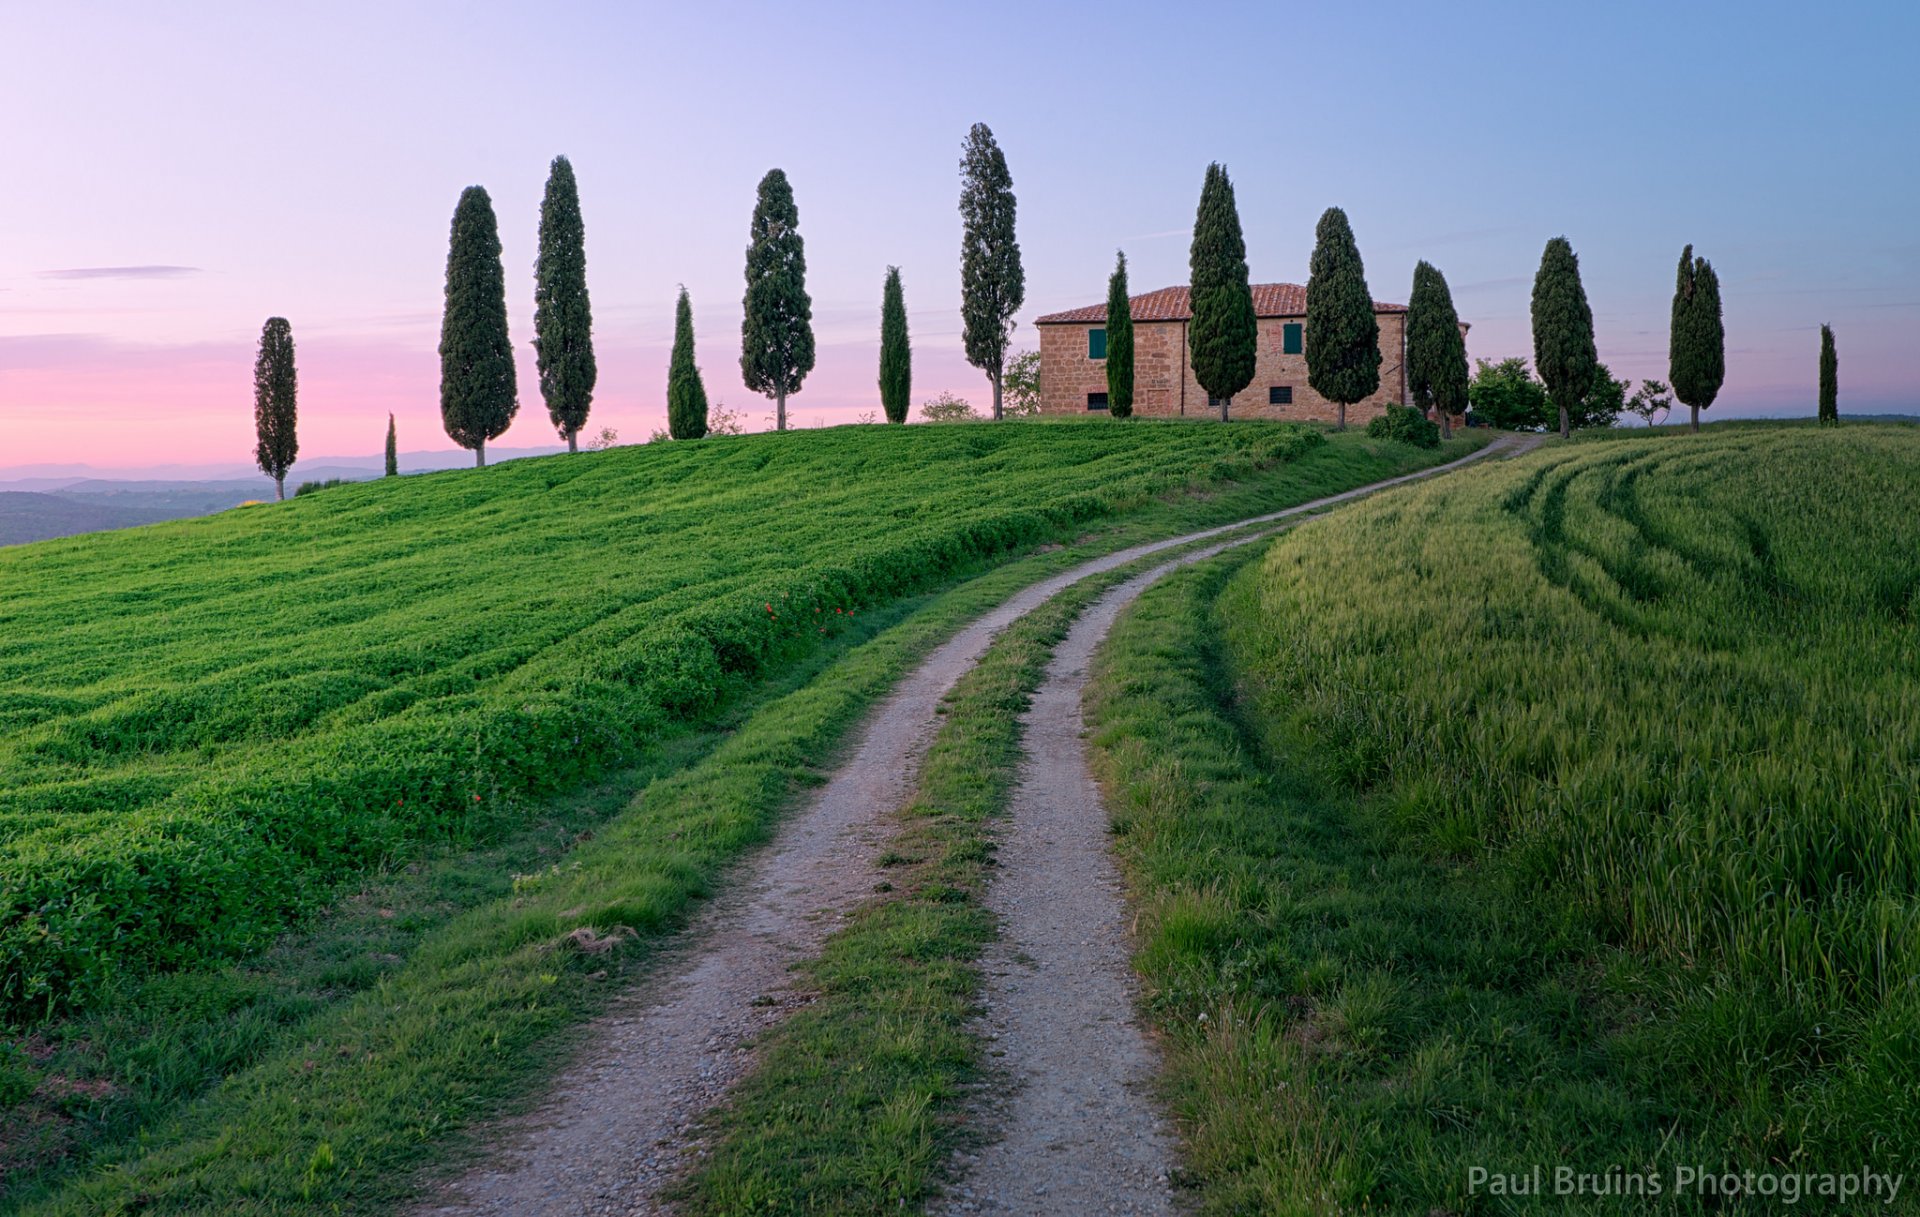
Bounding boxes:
[668,287,710,440]
[1187,163,1256,422]
[1531,236,1598,439]
[879,266,911,424]
[1669,244,1726,433]
[439,186,518,467]
[959,123,1025,420]
[1405,261,1468,441]
[1819,324,1839,425]
[741,168,815,432]
[535,155,596,452]
[1106,249,1135,418]
[252,316,298,501]
[384,413,398,477]
[1304,207,1381,431]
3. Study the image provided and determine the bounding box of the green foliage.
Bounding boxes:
[1669,245,1726,433]
[878,266,911,424]
[740,169,815,431]
[668,287,709,440]
[534,155,597,453]
[1364,403,1440,448]
[252,317,298,499]
[0,421,1356,1025]
[1187,163,1256,421]
[292,478,346,497]
[1820,324,1839,424]
[917,391,980,422]
[439,186,518,466]
[1001,350,1041,418]
[384,413,398,477]
[1404,261,1466,438]
[1530,236,1598,438]
[959,123,1024,419]
[1304,207,1381,429]
[1625,378,1673,427]
[1467,357,1551,431]
[1105,250,1135,418]
[1226,426,1920,1175]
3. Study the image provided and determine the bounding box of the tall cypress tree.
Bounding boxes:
[741,168,815,432]
[1405,261,1468,440]
[1304,207,1381,431]
[1669,244,1726,434]
[384,413,398,477]
[668,287,710,440]
[1819,324,1839,425]
[1187,163,1255,422]
[439,186,518,467]
[253,316,298,500]
[959,123,1025,420]
[879,266,911,424]
[1531,236,1598,439]
[535,155,596,452]
[1106,250,1135,419]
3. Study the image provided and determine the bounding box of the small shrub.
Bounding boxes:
[1365,404,1440,448]
[919,391,982,423]
[293,478,347,497]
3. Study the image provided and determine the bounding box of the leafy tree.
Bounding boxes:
[1625,379,1673,427]
[1001,350,1042,417]
[1105,249,1135,418]
[1531,236,1598,438]
[534,155,596,452]
[1187,163,1255,422]
[920,391,981,422]
[741,168,815,431]
[1819,324,1839,425]
[1305,207,1381,431]
[384,413,398,476]
[1669,244,1726,433]
[879,266,911,424]
[959,123,1024,420]
[253,316,298,500]
[1468,357,1551,431]
[1405,260,1468,439]
[439,186,518,467]
[668,287,710,440]
[1578,363,1627,430]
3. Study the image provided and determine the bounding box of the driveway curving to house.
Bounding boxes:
[420,434,1528,1217]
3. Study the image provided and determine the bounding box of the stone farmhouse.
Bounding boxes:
[1035,283,1464,424]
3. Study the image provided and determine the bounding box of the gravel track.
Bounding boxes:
[420,436,1523,1217]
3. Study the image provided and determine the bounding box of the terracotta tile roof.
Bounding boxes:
[1034,283,1408,325]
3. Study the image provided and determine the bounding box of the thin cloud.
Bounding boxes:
[39,265,202,281]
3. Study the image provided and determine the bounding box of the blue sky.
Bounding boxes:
[2,0,1914,465]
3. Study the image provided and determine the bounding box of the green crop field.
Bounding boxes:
[1168,422,1918,1200]
[0,419,1347,1024]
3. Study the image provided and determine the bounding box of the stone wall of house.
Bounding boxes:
[1039,314,1416,423]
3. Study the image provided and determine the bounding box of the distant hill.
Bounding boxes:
[0,491,194,546]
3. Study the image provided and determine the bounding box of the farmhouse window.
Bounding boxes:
[1282,323,1303,354]
[1087,392,1109,411]
[1269,386,1293,405]
[1088,328,1107,359]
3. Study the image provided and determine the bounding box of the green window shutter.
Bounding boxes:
[1283,323,1303,355]
[1088,328,1107,360]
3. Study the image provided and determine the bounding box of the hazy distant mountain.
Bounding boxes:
[0,445,570,546]
[0,491,193,546]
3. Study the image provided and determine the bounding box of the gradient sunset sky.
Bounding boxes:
[3,1,1915,469]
